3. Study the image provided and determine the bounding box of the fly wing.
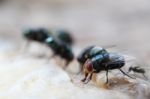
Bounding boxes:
[104,53,125,66]
[109,53,124,61]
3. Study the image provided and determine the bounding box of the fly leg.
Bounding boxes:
[81,72,89,83]
[84,71,95,84]
[105,69,109,84]
[84,70,99,84]
[119,68,135,79]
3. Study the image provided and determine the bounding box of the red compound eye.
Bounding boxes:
[86,62,93,72]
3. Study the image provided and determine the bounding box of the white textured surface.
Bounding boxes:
[0,41,149,99]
